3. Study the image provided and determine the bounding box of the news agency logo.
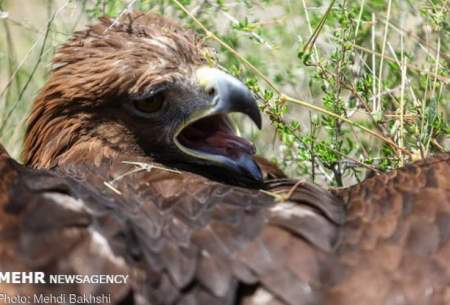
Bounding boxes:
[0,272,45,284]
[0,272,128,284]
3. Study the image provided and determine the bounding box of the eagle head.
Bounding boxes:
[23,12,263,186]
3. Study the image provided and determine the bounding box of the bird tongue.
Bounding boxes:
[178,114,256,160]
[204,130,256,159]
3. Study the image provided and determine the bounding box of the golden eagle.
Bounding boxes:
[1,12,449,305]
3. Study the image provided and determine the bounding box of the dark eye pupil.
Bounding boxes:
[134,93,164,113]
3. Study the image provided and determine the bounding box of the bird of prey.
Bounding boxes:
[1,12,449,305]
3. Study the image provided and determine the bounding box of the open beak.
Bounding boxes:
[174,67,263,184]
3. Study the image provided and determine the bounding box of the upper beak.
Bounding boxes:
[195,66,262,129]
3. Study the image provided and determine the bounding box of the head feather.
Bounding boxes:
[24,12,207,168]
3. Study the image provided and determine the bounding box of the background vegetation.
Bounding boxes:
[0,0,448,187]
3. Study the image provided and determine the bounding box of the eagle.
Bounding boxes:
[1,12,449,305]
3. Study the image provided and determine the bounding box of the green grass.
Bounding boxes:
[0,0,448,187]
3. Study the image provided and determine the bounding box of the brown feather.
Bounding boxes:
[0,11,448,305]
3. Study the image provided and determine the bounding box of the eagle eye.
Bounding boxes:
[133,92,165,114]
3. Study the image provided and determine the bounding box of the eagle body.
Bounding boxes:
[0,12,449,305]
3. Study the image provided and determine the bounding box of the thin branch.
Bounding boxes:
[0,0,70,133]
[281,95,409,154]
[376,0,392,113]
[301,0,336,58]
[172,0,411,155]
[351,43,449,84]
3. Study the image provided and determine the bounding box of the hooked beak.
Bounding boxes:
[174,66,263,184]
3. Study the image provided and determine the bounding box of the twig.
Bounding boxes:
[217,8,273,50]
[376,0,392,113]
[300,0,321,62]
[281,94,410,155]
[399,38,407,166]
[351,43,449,84]
[121,161,181,173]
[259,189,285,202]
[371,13,377,111]
[0,27,43,99]
[354,0,366,38]
[301,0,336,59]
[172,0,411,155]
[103,160,180,195]
[104,182,123,195]
[104,0,138,33]
[0,1,69,133]
[381,18,449,63]
[1,10,20,116]
[284,180,305,201]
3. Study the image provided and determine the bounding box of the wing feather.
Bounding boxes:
[0,146,131,303]
[4,141,449,305]
[328,153,450,305]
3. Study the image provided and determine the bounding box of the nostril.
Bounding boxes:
[207,87,216,97]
